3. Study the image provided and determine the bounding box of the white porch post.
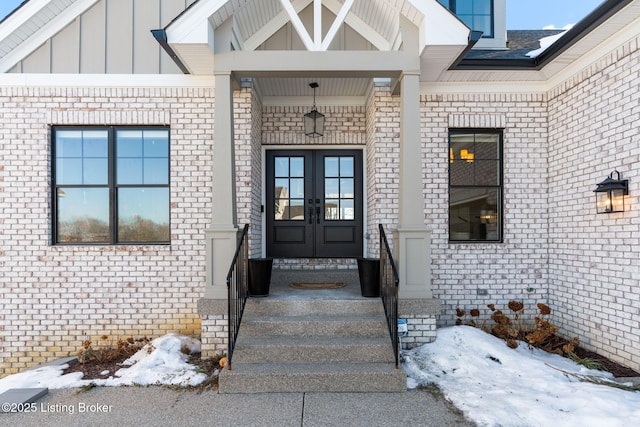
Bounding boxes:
[205,72,238,299]
[395,71,432,299]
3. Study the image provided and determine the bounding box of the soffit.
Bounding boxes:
[0,0,99,72]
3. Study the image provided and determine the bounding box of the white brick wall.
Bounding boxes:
[200,315,228,357]
[365,83,399,258]
[0,86,214,375]
[2,35,638,375]
[421,92,550,327]
[400,316,437,349]
[547,35,640,370]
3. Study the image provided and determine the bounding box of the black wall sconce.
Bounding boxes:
[304,82,324,138]
[594,170,629,213]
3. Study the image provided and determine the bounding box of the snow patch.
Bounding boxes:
[527,25,573,58]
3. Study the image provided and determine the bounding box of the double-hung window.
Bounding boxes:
[438,0,494,38]
[449,130,502,242]
[53,127,170,244]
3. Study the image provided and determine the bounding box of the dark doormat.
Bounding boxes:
[290,282,346,290]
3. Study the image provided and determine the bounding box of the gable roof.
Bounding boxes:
[157,0,470,76]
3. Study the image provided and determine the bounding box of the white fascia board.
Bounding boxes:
[408,0,469,51]
[0,73,215,87]
[165,0,228,44]
[544,12,640,87]
[0,0,99,73]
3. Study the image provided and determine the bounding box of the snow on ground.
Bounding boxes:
[0,333,210,394]
[2,327,640,426]
[402,326,640,427]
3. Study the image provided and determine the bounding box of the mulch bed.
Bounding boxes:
[62,352,222,382]
[572,346,640,377]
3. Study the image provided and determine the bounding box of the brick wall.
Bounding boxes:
[420,93,550,327]
[547,35,640,370]
[365,83,399,258]
[0,86,214,376]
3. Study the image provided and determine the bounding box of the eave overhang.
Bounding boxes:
[452,0,635,71]
[156,0,472,81]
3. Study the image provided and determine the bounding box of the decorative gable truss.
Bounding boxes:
[162,0,470,75]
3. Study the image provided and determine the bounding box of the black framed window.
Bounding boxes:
[449,130,502,242]
[53,127,170,244]
[438,0,494,38]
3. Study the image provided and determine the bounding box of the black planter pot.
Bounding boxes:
[248,258,273,297]
[357,258,380,297]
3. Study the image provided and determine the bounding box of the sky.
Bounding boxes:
[2,326,640,425]
[0,0,605,30]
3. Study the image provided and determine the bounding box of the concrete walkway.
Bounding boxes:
[2,386,476,426]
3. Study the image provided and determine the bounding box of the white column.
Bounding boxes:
[395,72,432,299]
[205,73,238,299]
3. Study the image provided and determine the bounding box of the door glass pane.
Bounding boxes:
[275,199,288,220]
[290,157,304,177]
[273,156,305,221]
[275,178,290,197]
[275,157,289,177]
[325,157,339,177]
[56,187,109,243]
[289,199,305,220]
[341,199,354,220]
[118,188,170,242]
[340,178,354,198]
[324,156,356,220]
[290,178,304,198]
[325,178,339,198]
[325,199,339,220]
[340,157,354,176]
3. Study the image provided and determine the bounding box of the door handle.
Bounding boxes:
[316,206,321,224]
[308,207,314,224]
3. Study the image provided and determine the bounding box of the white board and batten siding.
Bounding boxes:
[10,0,197,74]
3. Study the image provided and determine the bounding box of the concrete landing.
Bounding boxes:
[0,388,48,412]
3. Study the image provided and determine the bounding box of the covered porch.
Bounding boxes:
[156,1,469,381]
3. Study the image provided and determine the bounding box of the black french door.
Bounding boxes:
[265,150,363,258]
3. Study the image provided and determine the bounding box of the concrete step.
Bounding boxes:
[233,335,395,363]
[245,298,385,316]
[218,362,406,393]
[240,314,389,337]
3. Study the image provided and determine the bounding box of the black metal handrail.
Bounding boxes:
[226,224,249,371]
[379,224,400,368]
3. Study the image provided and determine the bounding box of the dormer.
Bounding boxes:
[438,0,507,49]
